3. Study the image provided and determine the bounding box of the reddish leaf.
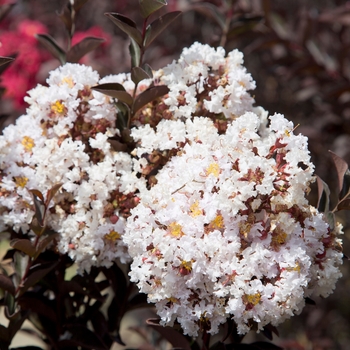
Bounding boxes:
[66,37,105,63]
[139,0,167,19]
[133,85,169,113]
[144,11,182,48]
[10,239,36,258]
[73,0,89,11]
[28,190,45,228]
[0,275,15,295]
[0,3,15,22]
[143,63,153,78]
[56,6,73,36]
[337,199,350,211]
[105,13,142,46]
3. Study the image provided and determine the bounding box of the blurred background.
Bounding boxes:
[0,0,349,349]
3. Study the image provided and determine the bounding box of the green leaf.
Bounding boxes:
[105,13,143,46]
[131,66,151,85]
[20,261,59,296]
[66,37,105,63]
[133,85,169,114]
[144,11,181,48]
[35,34,66,65]
[329,151,350,200]
[129,37,142,67]
[10,239,36,258]
[0,275,15,295]
[92,83,133,106]
[139,0,167,19]
[316,175,330,213]
[190,3,226,30]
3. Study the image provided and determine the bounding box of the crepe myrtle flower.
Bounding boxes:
[124,114,343,336]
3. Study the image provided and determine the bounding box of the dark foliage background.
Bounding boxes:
[0,0,349,349]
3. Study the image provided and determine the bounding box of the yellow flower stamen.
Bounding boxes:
[51,101,65,115]
[14,176,28,188]
[211,214,224,229]
[104,231,121,241]
[21,136,35,152]
[206,162,220,177]
[190,201,202,217]
[168,222,184,237]
[180,260,192,272]
[61,77,74,88]
[246,293,261,306]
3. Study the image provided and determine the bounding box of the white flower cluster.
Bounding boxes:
[0,42,343,336]
[0,64,140,272]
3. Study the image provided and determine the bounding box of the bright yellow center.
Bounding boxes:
[206,162,220,177]
[211,214,224,229]
[104,231,121,241]
[272,229,287,245]
[14,176,28,188]
[51,101,65,115]
[190,201,202,217]
[21,136,35,152]
[246,293,261,305]
[180,260,192,272]
[168,222,184,237]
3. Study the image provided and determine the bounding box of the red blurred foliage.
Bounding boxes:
[0,19,49,108]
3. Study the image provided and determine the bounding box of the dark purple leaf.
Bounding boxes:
[10,347,44,350]
[92,83,133,106]
[144,11,181,48]
[20,261,59,296]
[10,239,36,258]
[133,85,169,113]
[305,297,316,305]
[56,6,73,36]
[18,294,57,322]
[105,13,142,46]
[329,151,350,200]
[316,175,330,213]
[0,274,15,295]
[143,63,153,78]
[35,34,66,65]
[35,233,59,258]
[139,0,167,18]
[108,140,128,152]
[190,3,225,29]
[57,325,107,350]
[66,37,105,63]
[0,3,14,22]
[337,198,350,211]
[13,251,30,283]
[146,318,191,350]
[129,37,141,67]
[45,183,62,208]
[73,0,89,11]
[0,56,14,67]
[0,324,10,345]
[131,66,151,85]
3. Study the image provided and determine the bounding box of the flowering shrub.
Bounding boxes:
[0,1,348,349]
[0,42,343,341]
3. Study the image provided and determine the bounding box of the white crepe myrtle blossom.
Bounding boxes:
[124,114,343,336]
[0,63,141,272]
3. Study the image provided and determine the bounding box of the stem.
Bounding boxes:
[220,1,233,48]
[201,330,211,350]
